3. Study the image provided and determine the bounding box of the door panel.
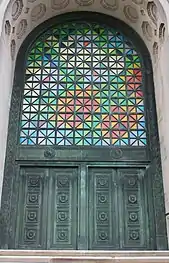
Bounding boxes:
[47,168,78,249]
[15,167,47,249]
[15,166,78,250]
[88,166,151,250]
[118,168,150,249]
[88,168,119,250]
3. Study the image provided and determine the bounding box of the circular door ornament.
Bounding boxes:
[26,229,36,240]
[99,231,108,240]
[128,194,137,203]
[129,212,138,222]
[58,230,67,240]
[98,194,107,203]
[111,149,123,159]
[129,230,139,240]
[59,194,68,203]
[98,212,108,221]
[58,211,68,221]
[128,177,136,186]
[44,148,55,158]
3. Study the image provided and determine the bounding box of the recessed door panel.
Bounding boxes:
[88,166,151,250]
[118,168,150,249]
[15,166,78,250]
[88,168,119,250]
[47,168,78,249]
[15,167,47,249]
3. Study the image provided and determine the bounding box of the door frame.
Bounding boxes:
[0,11,167,249]
[4,161,156,250]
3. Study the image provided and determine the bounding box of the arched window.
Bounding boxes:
[20,22,146,147]
[0,13,167,250]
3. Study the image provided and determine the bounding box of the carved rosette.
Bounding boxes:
[31,3,46,22]
[147,1,157,25]
[129,212,138,222]
[142,21,153,41]
[12,0,23,21]
[123,5,139,23]
[44,148,55,158]
[128,194,137,204]
[100,0,118,11]
[153,41,158,58]
[16,19,28,39]
[111,149,123,159]
[25,229,37,240]
[129,230,139,240]
[5,20,11,35]
[51,0,69,9]
[159,23,165,42]
[10,39,16,60]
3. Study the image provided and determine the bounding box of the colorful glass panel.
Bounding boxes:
[20,22,146,146]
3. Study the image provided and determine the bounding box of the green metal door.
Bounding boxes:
[15,167,78,249]
[88,167,150,249]
[14,165,151,249]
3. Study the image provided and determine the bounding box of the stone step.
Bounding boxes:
[1,250,169,263]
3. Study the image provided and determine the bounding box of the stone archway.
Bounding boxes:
[0,0,169,246]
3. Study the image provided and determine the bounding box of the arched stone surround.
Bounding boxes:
[1,0,169,244]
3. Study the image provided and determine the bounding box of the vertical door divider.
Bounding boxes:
[78,163,88,249]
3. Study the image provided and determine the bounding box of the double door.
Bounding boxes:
[15,163,153,250]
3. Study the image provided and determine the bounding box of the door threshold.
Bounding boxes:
[1,250,169,263]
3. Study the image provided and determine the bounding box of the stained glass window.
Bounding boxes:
[20,22,146,146]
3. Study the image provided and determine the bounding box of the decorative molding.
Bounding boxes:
[10,39,16,60]
[100,0,118,11]
[159,23,165,42]
[5,20,11,35]
[12,27,15,34]
[132,0,143,4]
[123,5,139,23]
[44,148,55,159]
[140,8,146,16]
[142,21,153,41]
[51,0,69,10]
[147,1,157,25]
[153,41,158,56]
[12,0,23,21]
[111,149,123,159]
[28,0,37,2]
[16,19,28,39]
[31,3,46,22]
[75,0,94,6]
[24,7,30,14]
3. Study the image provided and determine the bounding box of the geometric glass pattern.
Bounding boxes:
[20,22,146,146]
